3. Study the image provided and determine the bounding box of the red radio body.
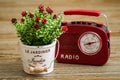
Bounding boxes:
[56,10,110,65]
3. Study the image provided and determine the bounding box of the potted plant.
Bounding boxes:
[11,4,68,74]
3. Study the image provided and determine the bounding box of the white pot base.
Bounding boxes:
[23,67,54,75]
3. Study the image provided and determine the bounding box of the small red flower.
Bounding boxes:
[46,7,53,14]
[61,26,68,32]
[35,17,40,22]
[42,18,47,24]
[38,4,44,12]
[11,18,17,23]
[53,14,57,19]
[21,18,24,22]
[34,23,39,29]
[21,11,27,16]
[29,13,34,18]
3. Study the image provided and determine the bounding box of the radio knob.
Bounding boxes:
[82,22,86,24]
[71,22,76,24]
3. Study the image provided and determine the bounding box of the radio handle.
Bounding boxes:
[61,10,108,28]
[64,10,100,17]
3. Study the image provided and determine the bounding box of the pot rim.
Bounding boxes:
[19,39,57,49]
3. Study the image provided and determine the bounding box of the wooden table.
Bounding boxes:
[0,0,120,80]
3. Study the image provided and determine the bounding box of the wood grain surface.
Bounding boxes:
[0,0,120,80]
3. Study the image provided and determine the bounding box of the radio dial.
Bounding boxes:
[78,32,102,55]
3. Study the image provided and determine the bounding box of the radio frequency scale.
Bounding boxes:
[56,10,110,65]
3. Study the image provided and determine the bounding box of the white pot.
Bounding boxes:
[18,40,57,74]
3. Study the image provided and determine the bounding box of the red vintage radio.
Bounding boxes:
[56,10,110,65]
